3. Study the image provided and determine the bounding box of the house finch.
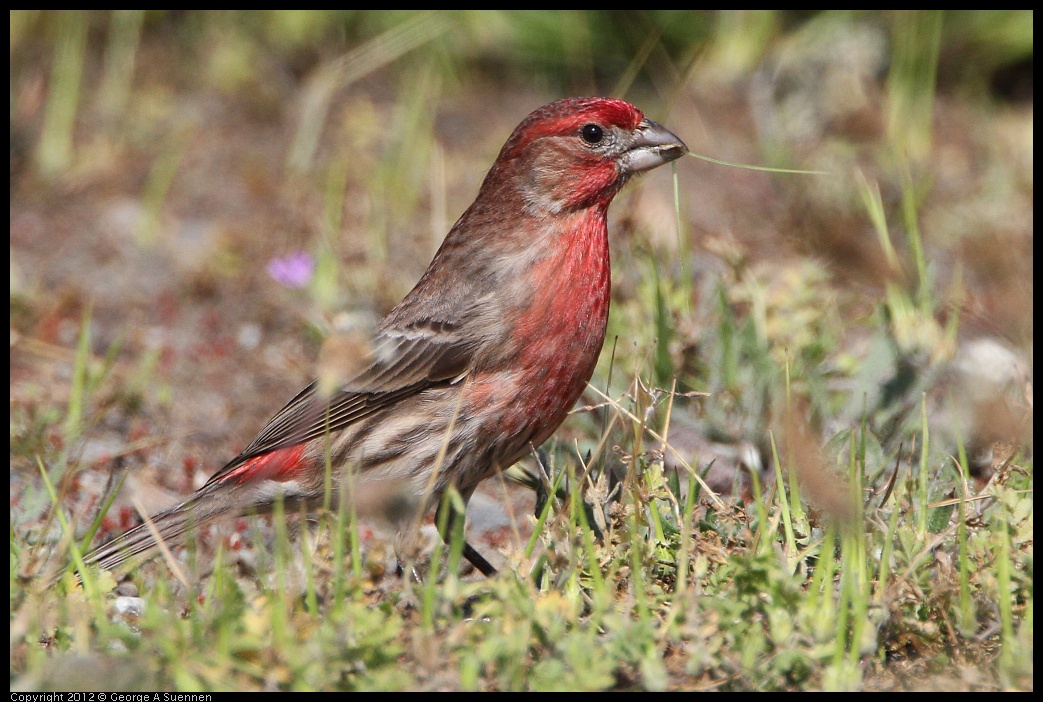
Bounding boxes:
[78,97,687,578]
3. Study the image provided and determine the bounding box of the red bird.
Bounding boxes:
[80,97,687,578]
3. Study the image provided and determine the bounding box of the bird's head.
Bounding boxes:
[486,97,688,215]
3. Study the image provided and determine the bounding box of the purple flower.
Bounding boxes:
[267,251,315,289]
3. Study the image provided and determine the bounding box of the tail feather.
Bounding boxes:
[80,480,243,574]
[83,500,201,572]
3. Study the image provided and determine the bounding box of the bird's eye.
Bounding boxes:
[580,123,604,144]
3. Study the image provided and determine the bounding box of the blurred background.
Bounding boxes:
[9,11,1034,692]
[10,9,1032,566]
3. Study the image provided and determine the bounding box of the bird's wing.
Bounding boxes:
[203,297,493,485]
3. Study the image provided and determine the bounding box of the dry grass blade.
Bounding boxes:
[289,12,450,171]
[587,384,726,510]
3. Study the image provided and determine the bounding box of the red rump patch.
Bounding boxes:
[222,444,308,484]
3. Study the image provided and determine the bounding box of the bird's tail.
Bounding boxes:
[77,478,249,575]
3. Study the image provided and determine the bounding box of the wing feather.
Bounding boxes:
[203,316,482,485]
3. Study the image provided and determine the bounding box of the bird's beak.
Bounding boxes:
[624,118,688,174]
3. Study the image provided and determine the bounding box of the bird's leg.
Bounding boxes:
[435,496,497,577]
[461,541,497,578]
